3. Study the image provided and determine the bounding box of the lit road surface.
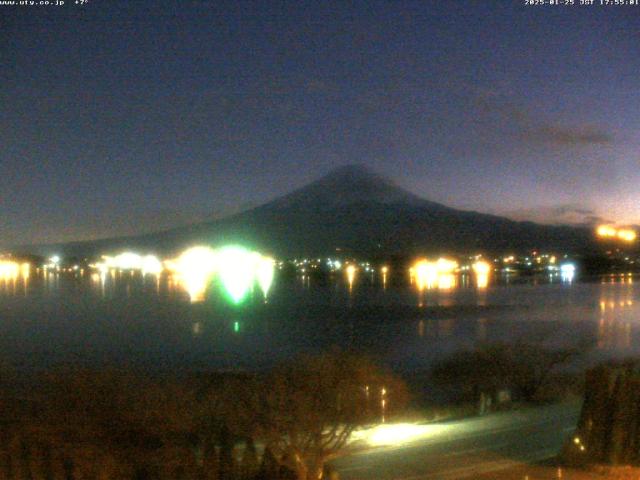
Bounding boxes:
[332,401,581,480]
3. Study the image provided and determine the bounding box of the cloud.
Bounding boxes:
[474,91,613,147]
[524,124,612,147]
[502,204,612,226]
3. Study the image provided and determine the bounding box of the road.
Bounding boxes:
[331,401,581,480]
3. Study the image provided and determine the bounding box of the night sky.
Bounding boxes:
[2,0,639,247]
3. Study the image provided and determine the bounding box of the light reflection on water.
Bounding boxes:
[596,279,635,350]
[0,269,639,371]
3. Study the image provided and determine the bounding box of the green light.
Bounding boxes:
[216,246,256,304]
[234,321,240,333]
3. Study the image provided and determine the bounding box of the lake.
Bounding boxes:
[0,270,638,373]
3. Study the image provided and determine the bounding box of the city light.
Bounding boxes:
[618,229,637,242]
[346,264,357,291]
[351,423,450,447]
[94,252,163,275]
[0,261,20,279]
[141,255,163,275]
[381,386,387,423]
[597,225,637,242]
[108,252,142,270]
[560,263,576,282]
[172,246,218,302]
[217,246,257,304]
[256,256,275,299]
[414,260,437,290]
[472,260,490,275]
[89,245,277,304]
[0,260,30,281]
[3,244,592,303]
[435,258,458,274]
[437,273,456,290]
[472,260,491,289]
[597,225,617,237]
[413,258,458,290]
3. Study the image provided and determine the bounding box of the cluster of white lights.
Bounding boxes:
[472,260,491,288]
[411,258,459,290]
[326,259,342,270]
[47,247,275,304]
[165,245,275,303]
[92,252,163,275]
[0,260,29,280]
[560,263,576,282]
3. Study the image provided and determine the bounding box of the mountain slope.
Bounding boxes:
[24,165,596,257]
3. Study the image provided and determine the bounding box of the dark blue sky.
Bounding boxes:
[2,0,638,246]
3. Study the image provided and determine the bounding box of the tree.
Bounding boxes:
[218,424,236,480]
[255,447,281,480]
[192,372,260,479]
[432,341,579,405]
[239,437,259,479]
[29,369,201,479]
[254,352,408,480]
[564,362,640,466]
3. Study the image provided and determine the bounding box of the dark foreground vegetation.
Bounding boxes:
[564,361,640,468]
[0,341,589,480]
[0,353,407,480]
[430,341,583,409]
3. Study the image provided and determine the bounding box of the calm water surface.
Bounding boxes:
[0,271,638,372]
